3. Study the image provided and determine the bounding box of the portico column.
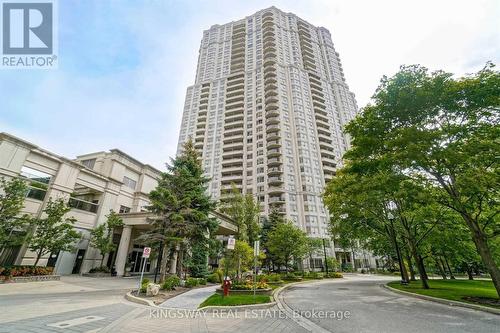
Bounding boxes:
[115,225,132,276]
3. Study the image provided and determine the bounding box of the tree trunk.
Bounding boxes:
[434,257,447,279]
[33,250,43,267]
[169,243,179,276]
[177,248,184,279]
[100,255,105,267]
[418,255,429,280]
[464,217,500,297]
[408,240,429,289]
[444,256,455,279]
[406,252,416,281]
[466,265,474,280]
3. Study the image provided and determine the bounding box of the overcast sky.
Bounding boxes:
[1,0,498,170]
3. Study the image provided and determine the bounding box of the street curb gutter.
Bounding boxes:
[382,284,500,316]
[125,291,157,307]
[272,279,337,333]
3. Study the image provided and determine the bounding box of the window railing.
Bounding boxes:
[68,197,98,213]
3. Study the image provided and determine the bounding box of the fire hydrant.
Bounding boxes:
[223,277,232,296]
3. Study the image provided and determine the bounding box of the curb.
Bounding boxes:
[382,283,500,316]
[272,278,343,333]
[125,291,157,307]
[199,301,277,311]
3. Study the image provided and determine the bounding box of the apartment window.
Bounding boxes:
[81,158,96,169]
[123,176,137,190]
[119,205,131,213]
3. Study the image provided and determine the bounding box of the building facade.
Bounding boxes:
[176,7,369,268]
[0,133,238,276]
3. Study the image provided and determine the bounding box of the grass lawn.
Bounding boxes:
[388,279,499,308]
[199,293,271,308]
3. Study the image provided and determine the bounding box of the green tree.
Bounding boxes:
[90,210,123,267]
[266,221,308,271]
[220,186,261,243]
[221,240,260,280]
[261,208,286,270]
[28,198,81,266]
[147,139,218,280]
[344,64,500,295]
[0,177,30,264]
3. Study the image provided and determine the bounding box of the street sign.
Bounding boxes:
[227,237,236,250]
[142,247,151,258]
[253,240,260,256]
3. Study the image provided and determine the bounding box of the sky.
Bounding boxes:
[1,0,499,171]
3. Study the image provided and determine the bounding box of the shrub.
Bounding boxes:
[307,272,324,279]
[232,281,269,290]
[197,278,207,285]
[140,278,150,293]
[0,265,53,277]
[206,273,220,284]
[161,275,181,290]
[185,277,199,288]
[282,273,302,281]
[267,273,282,282]
[89,266,110,273]
[326,272,343,278]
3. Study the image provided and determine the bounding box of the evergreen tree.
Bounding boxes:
[147,138,217,280]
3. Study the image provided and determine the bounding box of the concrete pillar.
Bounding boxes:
[115,225,132,276]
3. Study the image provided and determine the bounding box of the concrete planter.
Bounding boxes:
[0,275,60,283]
[216,288,273,296]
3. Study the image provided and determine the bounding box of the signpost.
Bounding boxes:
[253,240,260,299]
[137,247,151,295]
[227,236,236,250]
[223,236,235,298]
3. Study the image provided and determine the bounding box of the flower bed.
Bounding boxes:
[0,265,54,279]
[215,288,272,296]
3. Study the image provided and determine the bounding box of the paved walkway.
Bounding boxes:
[159,285,218,309]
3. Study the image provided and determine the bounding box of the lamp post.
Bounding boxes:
[388,212,407,284]
[322,238,330,275]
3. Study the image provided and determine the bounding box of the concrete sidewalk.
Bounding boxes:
[159,285,218,309]
[0,275,139,296]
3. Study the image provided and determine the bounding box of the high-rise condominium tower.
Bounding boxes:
[177,7,358,245]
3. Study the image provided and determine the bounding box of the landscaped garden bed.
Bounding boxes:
[0,265,58,283]
[388,279,499,309]
[200,293,271,307]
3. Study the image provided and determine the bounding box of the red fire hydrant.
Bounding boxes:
[223,277,232,296]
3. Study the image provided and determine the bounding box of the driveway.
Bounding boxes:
[281,274,500,333]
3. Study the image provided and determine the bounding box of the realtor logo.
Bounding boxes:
[1,0,57,68]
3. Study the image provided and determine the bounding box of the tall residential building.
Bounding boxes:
[177,7,360,263]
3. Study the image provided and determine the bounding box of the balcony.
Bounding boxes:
[265,116,279,125]
[267,166,283,174]
[268,176,283,185]
[69,197,98,213]
[268,196,285,204]
[267,148,281,157]
[268,185,285,194]
[266,124,280,133]
[266,131,281,141]
[267,158,282,166]
[266,140,281,149]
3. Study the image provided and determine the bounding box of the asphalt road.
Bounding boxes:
[281,275,500,333]
[0,275,498,332]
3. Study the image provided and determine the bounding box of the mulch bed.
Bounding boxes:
[462,296,500,308]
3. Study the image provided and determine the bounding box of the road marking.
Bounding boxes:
[47,316,105,328]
